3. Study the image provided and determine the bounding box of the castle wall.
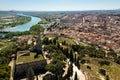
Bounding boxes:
[15,60,47,77]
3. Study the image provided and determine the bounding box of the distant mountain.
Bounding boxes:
[0,9,120,16]
[116,8,120,10]
[0,11,17,17]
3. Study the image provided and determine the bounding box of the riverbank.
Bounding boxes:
[1,15,40,32]
[0,15,31,30]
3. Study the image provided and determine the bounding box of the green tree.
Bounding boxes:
[106,75,109,80]
[115,56,120,64]
[70,49,74,62]
[0,35,3,38]
[0,64,10,80]
[66,63,73,79]
[107,51,117,59]
[53,38,57,45]
[43,37,49,45]
[30,24,44,33]
[43,74,57,80]
[63,48,69,58]
[5,31,30,38]
[45,64,57,73]
[0,43,17,57]
[99,69,106,76]
[74,72,78,80]
[26,67,35,80]
[76,57,80,69]
[96,48,106,58]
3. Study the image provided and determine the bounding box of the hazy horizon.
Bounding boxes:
[0,0,120,11]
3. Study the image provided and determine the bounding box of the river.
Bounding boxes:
[2,14,41,32]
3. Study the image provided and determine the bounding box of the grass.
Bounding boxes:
[17,52,44,64]
[44,35,120,80]
[45,35,55,39]
[0,42,6,48]
[39,17,50,24]
[80,57,120,80]
[57,37,76,45]
[103,62,120,80]
[44,35,76,45]
[80,57,101,80]
[0,39,11,48]
[79,42,90,47]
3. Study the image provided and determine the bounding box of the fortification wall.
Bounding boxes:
[15,60,47,77]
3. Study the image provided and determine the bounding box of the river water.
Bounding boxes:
[2,14,41,32]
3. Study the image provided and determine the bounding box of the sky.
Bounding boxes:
[0,0,120,11]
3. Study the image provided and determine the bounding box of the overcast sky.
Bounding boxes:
[0,0,120,11]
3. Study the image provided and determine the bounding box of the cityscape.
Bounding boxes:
[0,0,120,80]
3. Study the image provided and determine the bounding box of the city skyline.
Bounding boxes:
[0,0,120,11]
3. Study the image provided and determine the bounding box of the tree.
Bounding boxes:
[45,64,57,73]
[106,75,109,80]
[53,52,66,61]
[87,66,91,70]
[72,45,79,52]
[62,41,66,45]
[45,59,65,80]
[30,24,45,33]
[96,48,106,58]
[74,72,78,80]
[66,63,73,79]
[63,48,69,58]
[76,57,80,69]
[0,43,17,57]
[5,31,30,38]
[70,49,74,62]
[43,37,49,45]
[107,51,117,59]
[0,43,15,80]
[57,42,60,49]
[53,38,57,44]
[0,64,10,80]
[98,60,110,66]
[26,67,35,80]
[43,74,57,80]
[0,35,3,39]
[99,69,106,76]
[115,56,120,64]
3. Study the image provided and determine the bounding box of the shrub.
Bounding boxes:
[99,69,106,76]
[87,65,91,70]
[98,60,110,66]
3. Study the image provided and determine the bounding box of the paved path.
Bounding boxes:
[62,61,69,77]
[38,72,52,80]
[9,58,15,80]
[71,64,86,80]
[44,51,52,64]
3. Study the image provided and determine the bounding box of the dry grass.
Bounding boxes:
[103,62,120,80]
[80,57,120,80]
[58,37,76,45]
[17,52,44,64]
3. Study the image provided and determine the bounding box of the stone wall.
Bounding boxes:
[15,60,47,77]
